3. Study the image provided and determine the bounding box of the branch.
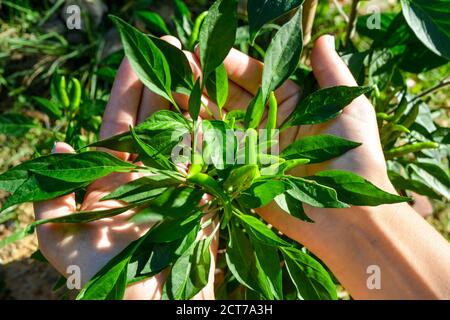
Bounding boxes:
[302,0,318,45]
[344,0,360,49]
[332,0,349,22]
[415,78,450,100]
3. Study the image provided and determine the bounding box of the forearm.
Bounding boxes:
[314,203,450,299]
[258,201,450,299]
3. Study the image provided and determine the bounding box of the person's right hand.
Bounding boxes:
[186,34,450,299]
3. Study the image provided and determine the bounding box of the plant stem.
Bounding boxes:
[332,0,349,22]
[385,142,439,160]
[344,0,360,49]
[302,0,318,45]
[415,78,450,100]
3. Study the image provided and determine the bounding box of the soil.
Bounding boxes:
[0,203,60,300]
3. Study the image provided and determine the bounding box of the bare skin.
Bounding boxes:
[34,37,218,300]
[35,35,450,300]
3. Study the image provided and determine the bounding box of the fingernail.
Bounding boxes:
[325,34,335,51]
[194,43,199,52]
[51,142,58,153]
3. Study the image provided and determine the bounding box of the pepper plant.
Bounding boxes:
[1,0,448,300]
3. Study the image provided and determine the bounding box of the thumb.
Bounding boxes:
[311,35,358,88]
[33,142,77,220]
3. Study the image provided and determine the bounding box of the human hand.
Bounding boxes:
[213,34,450,299]
[33,36,217,300]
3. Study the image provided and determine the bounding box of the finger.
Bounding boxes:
[99,58,142,160]
[310,34,376,120]
[180,50,254,114]
[172,51,222,119]
[196,47,299,105]
[311,35,357,88]
[160,35,182,49]
[193,215,219,300]
[34,142,76,220]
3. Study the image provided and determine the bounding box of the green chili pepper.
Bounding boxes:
[245,128,258,165]
[187,153,204,178]
[400,103,420,129]
[258,153,284,166]
[69,78,81,112]
[188,172,223,199]
[376,112,393,121]
[188,11,208,50]
[266,91,277,130]
[260,158,309,175]
[188,172,232,228]
[385,142,439,159]
[373,84,380,98]
[223,164,259,194]
[58,76,70,108]
[391,93,408,123]
[380,123,410,142]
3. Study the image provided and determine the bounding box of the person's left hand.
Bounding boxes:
[34,36,218,300]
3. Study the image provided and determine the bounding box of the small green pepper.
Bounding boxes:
[400,103,419,129]
[69,78,81,112]
[223,164,259,194]
[245,128,258,165]
[391,93,408,123]
[266,91,277,130]
[385,142,439,159]
[187,153,204,178]
[58,76,70,108]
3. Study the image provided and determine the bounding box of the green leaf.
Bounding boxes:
[77,235,143,300]
[0,114,37,137]
[110,15,172,102]
[286,176,349,208]
[199,0,238,78]
[225,223,259,292]
[1,175,87,212]
[247,0,303,42]
[388,170,441,200]
[162,239,211,300]
[202,120,235,170]
[275,192,313,222]
[173,0,193,48]
[240,179,288,208]
[340,51,367,86]
[244,88,265,129]
[251,237,283,299]
[130,187,204,223]
[223,164,259,194]
[102,173,181,202]
[136,11,170,34]
[128,226,198,283]
[130,126,174,170]
[356,13,396,41]
[281,247,337,300]
[236,213,290,247]
[91,110,190,155]
[307,170,411,206]
[147,210,203,243]
[0,225,35,249]
[282,86,373,128]
[407,163,450,200]
[30,151,136,183]
[400,0,450,59]
[205,63,228,110]
[188,78,202,120]
[261,8,303,102]
[281,134,361,164]
[32,96,62,119]
[150,35,194,94]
